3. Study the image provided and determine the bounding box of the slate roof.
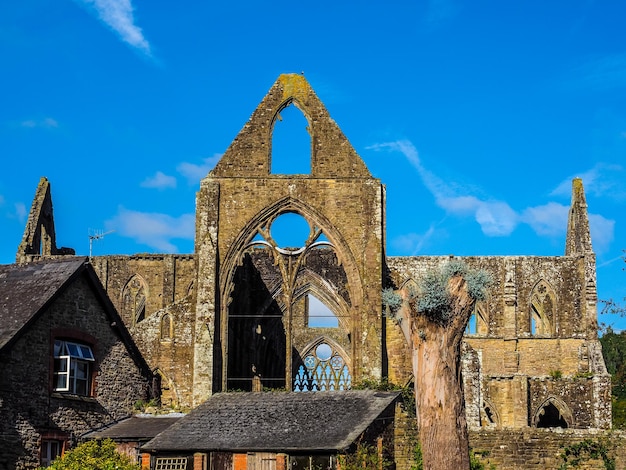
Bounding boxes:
[83,415,183,442]
[142,390,399,453]
[0,258,152,378]
[0,258,87,350]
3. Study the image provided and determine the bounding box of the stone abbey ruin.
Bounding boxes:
[14,74,616,468]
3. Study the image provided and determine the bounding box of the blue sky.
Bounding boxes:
[1,1,625,329]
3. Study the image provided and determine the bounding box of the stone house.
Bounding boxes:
[0,258,155,469]
[12,74,615,468]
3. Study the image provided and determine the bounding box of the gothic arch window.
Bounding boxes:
[293,338,351,392]
[466,301,489,336]
[305,293,339,328]
[121,274,148,326]
[530,281,556,337]
[271,102,311,175]
[533,397,572,428]
[161,313,173,340]
[480,399,500,427]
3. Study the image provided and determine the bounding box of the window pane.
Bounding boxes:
[79,345,95,360]
[66,342,80,357]
[53,340,63,356]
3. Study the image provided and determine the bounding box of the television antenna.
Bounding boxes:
[88,229,114,258]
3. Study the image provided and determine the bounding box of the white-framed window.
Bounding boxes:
[155,457,188,470]
[40,439,63,466]
[53,340,95,395]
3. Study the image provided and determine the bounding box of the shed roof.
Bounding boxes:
[83,415,183,442]
[0,258,86,350]
[142,390,399,453]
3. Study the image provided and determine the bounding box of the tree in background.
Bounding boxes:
[42,439,139,470]
[385,260,491,470]
[600,327,626,428]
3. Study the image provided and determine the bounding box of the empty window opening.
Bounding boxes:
[307,295,339,328]
[536,402,568,428]
[270,213,311,250]
[271,104,311,174]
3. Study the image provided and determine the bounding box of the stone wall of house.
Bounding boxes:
[0,275,152,469]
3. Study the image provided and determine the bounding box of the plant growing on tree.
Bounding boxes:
[387,259,491,470]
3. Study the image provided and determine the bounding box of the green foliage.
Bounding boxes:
[411,443,494,470]
[416,260,492,324]
[558,437,616,470]
[382,287,403,318]
[549,369,563,379]
[599,327,626,428]
[42,439,140,470]
[338,442,390,470]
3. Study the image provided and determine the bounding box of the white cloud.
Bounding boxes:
[368,140,518,237]
[551,163,625,201]
[177,154,222,184]
[106,207,194,252]
[140,171,177,190]
[521,202,569,237]
[75,0,151,55]
[391,224,439,255]
[14,202,27,223]
[20,118,58,128]
[368,139,615,252]
[589,213,615,254]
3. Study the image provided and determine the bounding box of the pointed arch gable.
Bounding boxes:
[210,74,370,179]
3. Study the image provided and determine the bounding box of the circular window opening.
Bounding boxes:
[315,343,332,361]
[270,213,310,250]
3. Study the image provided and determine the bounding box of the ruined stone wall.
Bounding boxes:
[385,254,609,430]
[130,297,196,410]
[91,255,196,326]
[469,428,626,469]
[0,276,151,469]
[193,74,385,402]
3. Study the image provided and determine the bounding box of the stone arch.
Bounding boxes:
[293,336,352,391]
[121,274,148,326]
[161,313,173,340]
[481,398,500,427]
[292,270,351,331]
[154,368,180,409]
[533,396,573,428]
[529,280,557,337]
[220,196,363,316]
[466,301,489,336]
[270,98,312,175]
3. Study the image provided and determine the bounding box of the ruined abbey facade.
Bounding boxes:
[16,74,611,441]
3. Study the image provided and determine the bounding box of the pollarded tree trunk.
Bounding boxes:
[399,275,476,470]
